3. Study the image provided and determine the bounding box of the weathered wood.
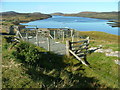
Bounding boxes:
[72,35,74,43]
[54,30,56,40]
[69,50,88,66]
[16,31,24,41]
[86,37,90,43]
[66,40,71,57]
[62,31,64,41]
[85,37,89,51]
[47,38,50,51]
[49,34,54,39]
[71,40,88,44]
[72,43,89,48]
[72,47,88,51]
[70,29,73,38]
[36,29,39,46]
[26,33,28,41]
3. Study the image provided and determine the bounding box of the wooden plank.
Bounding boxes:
[49,34,54,39]
[54,30,56,40]
[26,33,28,41]
[66,40,71,57]
[47,38,50,51]
[62,31,64,41]
[86,37,90,43]
[72,47,88,51]
[71,40,88,44]
[18,31,24,41]
[72,43,89,48]
[75,50,88,54]
[69,50,88,66]
[36,29,39,46]
[76,53,85,56]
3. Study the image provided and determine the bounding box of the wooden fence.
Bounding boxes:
[66,37,90,66]
[14,25,90,66]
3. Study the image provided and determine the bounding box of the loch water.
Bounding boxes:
[21,15,119,35]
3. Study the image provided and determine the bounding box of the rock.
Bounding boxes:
[104,49,113,53]
[95,49,104,53]
[106,52,119,57]
[114,60,120,65]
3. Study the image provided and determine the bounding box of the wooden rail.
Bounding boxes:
[66,37,90,66]
[69,50,88,66]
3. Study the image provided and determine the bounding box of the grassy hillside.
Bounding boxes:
[58,12,118,20]
[1,11,52,26]
[1,11,52,34]
[2,33,119,88]
[64,12,118,19]
[79,31,119,51]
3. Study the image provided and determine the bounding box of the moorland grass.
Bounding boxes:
[2,31,119,88]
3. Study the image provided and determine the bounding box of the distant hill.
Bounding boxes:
[1,11,51,17]
[51,12,64,15]
[56,11,118,20]
[2,11,52,25]
[0,11,20,16]
[78,11,97,14]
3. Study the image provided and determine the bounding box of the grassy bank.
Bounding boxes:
[63,12,118,20]
[1,11,52,26]
[2,31,119,88]
[79,31,119,51]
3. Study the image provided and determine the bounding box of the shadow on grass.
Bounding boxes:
[4,37,106,88]
[23,53,105,88]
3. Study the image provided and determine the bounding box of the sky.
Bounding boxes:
[0,1,119,14]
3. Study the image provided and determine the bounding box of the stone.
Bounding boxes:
[114,60,120,65]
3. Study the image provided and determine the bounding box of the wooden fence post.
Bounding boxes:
[86,36,90,53]
[66,40,71,57]
[72,35,74,44]
[36,29,39,46]
[47,38,50,51]
[26,33,28,41]
[62,31,64,42]
[71,29,73,38]
[86,37,89,43]
[54,30,56,40]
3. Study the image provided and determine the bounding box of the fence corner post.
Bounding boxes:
[66,40,70,57]
[86,36,90,43]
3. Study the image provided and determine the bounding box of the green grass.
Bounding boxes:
[2,32,119,88]
[63,12,118,20]
[84,53,118,88]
